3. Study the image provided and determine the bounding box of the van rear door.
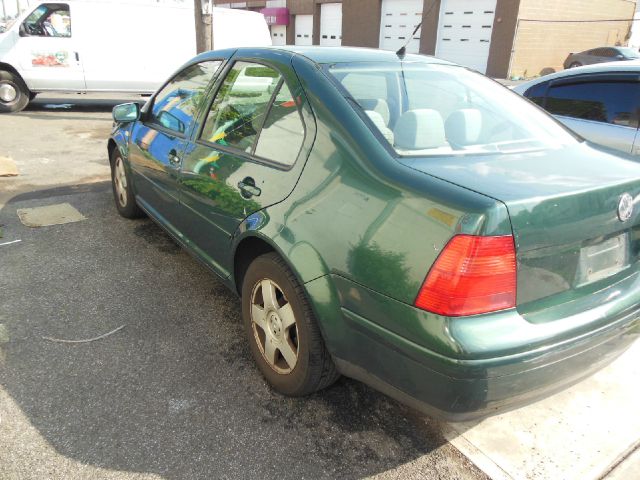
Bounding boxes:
[14,2,85,90]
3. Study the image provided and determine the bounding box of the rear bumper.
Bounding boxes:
[317,276,640,422]
[337,306,639,421]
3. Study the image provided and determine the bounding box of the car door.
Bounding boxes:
[541,74,640,155]
[128,60,223,230]
[178,53,313,277]
[14,3,85,90]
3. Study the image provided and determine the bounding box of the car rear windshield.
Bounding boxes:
[327,62,577,157]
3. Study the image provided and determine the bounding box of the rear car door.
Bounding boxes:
[178,52,313,277]
[128,60,223,229]
[539,74,640,155]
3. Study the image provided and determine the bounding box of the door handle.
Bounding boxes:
[168,149,181,166]
[238,177,261,198]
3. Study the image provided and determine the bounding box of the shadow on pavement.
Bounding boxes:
[0,183,465,479]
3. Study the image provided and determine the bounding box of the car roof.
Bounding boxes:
[209,46,455,66]
[513,59,640,93]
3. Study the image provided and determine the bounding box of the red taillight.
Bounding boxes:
[415,235,516,317]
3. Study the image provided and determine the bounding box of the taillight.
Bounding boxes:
[415,235,516,317]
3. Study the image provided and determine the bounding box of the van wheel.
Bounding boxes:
[0,70,30,113]
[110,148,144,219]
[242,253,340,396]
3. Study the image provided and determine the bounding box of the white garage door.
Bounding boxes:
[435,0,497,73]
[379,0,423,54]
[295,14,313,46]
[271,25,287,46]
[320,3,342,46]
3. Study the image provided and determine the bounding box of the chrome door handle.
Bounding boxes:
[238,177,261,198]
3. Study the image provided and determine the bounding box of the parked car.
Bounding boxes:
[0,1,271,113]
[513,61,640,156]
[563,46,640,69]
[109,47,640,421]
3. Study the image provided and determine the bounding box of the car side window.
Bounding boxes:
[148,61,222,135]
[253,82,306,166]
[200,62,282,152]
[545,81,640,128]
[22,4,71,37]
[524,81,548,107]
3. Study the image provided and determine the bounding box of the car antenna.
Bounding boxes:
[396,0,436,59]
[396,21,423,59]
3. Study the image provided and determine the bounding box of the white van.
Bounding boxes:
[0,1,272,113]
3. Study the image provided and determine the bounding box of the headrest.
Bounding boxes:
[393,109,447,150]
[358,99,391,126]
[365,110,394,145]
[445,109,482,146]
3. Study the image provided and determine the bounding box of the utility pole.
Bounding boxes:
[194,0,206,53]
[1,0,6,22]
[15,0,19,17]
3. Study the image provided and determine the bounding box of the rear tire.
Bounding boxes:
[110,148,144,219]
[0,70,30,113]
[242,253,340,396]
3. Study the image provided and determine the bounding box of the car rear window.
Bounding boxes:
[328,62,576,157]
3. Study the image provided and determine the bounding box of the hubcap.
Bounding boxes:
[0,83,17,103]
[250,278,299,374]
[113,157,128,207]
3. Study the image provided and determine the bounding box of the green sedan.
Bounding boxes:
[108,47,640,421]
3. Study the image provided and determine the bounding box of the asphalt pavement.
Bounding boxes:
[0,94,485,479]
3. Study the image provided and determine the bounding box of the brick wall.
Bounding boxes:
[510,0,636,78]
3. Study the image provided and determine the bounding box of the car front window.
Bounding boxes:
[328,62,577,157]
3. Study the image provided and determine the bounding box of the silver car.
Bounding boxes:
[513,60,640,157]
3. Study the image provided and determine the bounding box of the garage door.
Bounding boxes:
[320,3,342,46]
[379,0,423,54]
[435,0,497,73]
[271,25,286,46]
[295,14,313,46]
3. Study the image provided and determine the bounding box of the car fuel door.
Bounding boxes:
[179,54,315,278]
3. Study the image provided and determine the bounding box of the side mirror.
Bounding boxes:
[113,102,140,123]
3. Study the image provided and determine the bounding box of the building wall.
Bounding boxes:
[342,0,382,48]
[510,0,636,78]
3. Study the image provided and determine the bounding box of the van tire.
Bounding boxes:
[0,70,30,113]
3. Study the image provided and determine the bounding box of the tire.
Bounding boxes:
[0,70,30,113]
[242,253,340,396]
[110,148,144,219]
[569,62,582,69]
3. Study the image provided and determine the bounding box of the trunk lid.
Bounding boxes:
[401,142,640,309]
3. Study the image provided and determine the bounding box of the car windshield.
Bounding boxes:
[617,47,640,59]
[328,62,577,157]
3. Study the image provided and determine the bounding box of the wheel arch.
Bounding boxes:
[0,62,31,92]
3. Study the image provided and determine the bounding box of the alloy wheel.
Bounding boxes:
[114,156,128,207]
[250,278,299,374]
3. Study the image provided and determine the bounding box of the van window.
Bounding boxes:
[254,82,305,165]
[148,61,222,135]
[546,81,640,128]
[200,62,282,152]
[23,4,71,37]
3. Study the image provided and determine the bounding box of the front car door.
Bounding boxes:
[178,52,314,277]
[533,74,640,156]
[14,3,85,90]
[128,60,223,230]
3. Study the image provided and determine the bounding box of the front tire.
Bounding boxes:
[110,148,144,219]
[0,70,30,113]
[242,253,340,396]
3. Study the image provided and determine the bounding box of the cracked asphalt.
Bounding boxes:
[0,94,486,479]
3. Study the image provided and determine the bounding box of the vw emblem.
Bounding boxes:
[617,193,634,222]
